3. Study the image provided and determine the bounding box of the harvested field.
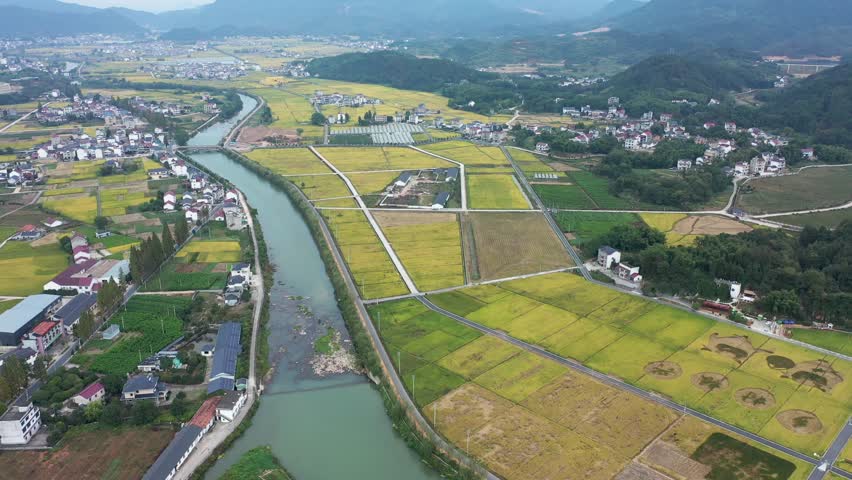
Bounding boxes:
[673,215,752,235]
[463,212,573,280]
[642,442,712,480]
[0,426,172,480]
[614,462,671,480]
[238,126,299,145]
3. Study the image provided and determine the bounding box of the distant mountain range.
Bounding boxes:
[0,0,142,36]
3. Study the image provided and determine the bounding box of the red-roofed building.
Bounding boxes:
[189,396,221,431]
[21,321,61,354]
[73,245,91,264]
[72,382,105,406]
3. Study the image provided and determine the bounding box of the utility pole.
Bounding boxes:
[397,350,401,374]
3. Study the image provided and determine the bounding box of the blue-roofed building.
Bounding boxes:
[0,294,61,346]
[122,374,169,404]
[142,424,202,480]
[53,293,97,334]
[207,322,241,394]
[431,192,450,210]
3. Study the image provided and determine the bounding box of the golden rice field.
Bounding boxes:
[428,272,852,456]
[347,171,400,195]
[316,147,454,172]
[43,194,98,223]
[640,213,752,246]
[374,212,465,291]
[321,209,408,299]
[640,212,695,246]
[467,174,531,210]
[177,240,243,263]
[422,141,511,167]
[0,242,69,296]
[245,148,331,175]
[286,174,351,200]
[99,188,150,217]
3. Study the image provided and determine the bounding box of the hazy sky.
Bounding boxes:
[61,0,213,13]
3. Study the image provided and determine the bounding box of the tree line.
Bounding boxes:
[129,222,188,283]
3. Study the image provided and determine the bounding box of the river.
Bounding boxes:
[189,95,438,480]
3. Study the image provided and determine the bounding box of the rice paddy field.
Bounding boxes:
[641,213,752,246]
[99,188,151,217]
[426,271,852,456]
[467,174,531,210]
[316,146,454,171]
[374,212,465,291]
[0,241,69,296]
[367,298,815,480]
[421,142,511,167]
[245,88,324,139]
[789,329,852,357]
[321,209,408,299]
[506,147,555,174]
[286,174,352,201]
[461,212,573,281]
[43,193,99,223]
[245,148,331,175]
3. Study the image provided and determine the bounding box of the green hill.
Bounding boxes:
[308,51,496,93]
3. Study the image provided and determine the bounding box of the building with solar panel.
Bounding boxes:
[207,322,241,394]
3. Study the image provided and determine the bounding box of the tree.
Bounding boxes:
[94,216,110,231]
[760,290,801,318]
[131,400,159,425]
[170,391,188,418]
[174,219,189,246]
[100,401,124,426]
[0,356,29,401]
[310,112,327,126]
[32,356,49,382]
[161,224,175,256]
[102,374,124,395]
[83,400,103,422]
[59,235,72,254]
[74,310,96,341]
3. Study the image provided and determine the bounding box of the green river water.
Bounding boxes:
[189,95,438,480]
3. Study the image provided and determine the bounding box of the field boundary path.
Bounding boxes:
[309,145,419,294]
[0,191,42,220]
[171,189,264,480]
[415,296,836,472]
[0,103,50,134]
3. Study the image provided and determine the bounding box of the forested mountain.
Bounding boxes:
[606,53,773,98]
[309,52,496,93]
[755,64,852,148]
[0,5,143,36]
[609,0,852,55]
[587,0,645,21]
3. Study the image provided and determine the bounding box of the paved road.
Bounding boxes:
[417,296,828,467]
[309,146,419,294]
[811,418,852,480]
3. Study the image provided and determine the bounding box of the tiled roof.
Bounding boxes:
[31,320,58,336]
[188,396,221,428]
[77,381,104,400]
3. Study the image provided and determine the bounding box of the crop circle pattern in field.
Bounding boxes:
[691,372,730,393]
[644,361,683,380]
[776,410,823,435]
[734,388,776,410]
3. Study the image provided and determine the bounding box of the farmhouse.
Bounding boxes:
[535,142,550,153]
[53,293,97,334]
[43,259,130,294]
[676,159,692,171]
[21,320,62,355]
[0,398,41,445]
[72,381,105,406]
[615,263,642,283]
[394,172,414,187]
[432,192,450,210]
[0,294,61,346]
[444,167,459,182]
[207,322,241,394]
[11,225,45,242]
[148,168,170,180]
[597,246,621,269]
[216,390,246,423]
[122,374,169,404]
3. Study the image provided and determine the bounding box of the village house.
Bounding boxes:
[615,263,642,283]
[0,398,41,445]
[43,259,130,294]
[0,294,61,346]
[21,320,62,355]
[535,142,551,154]
[53,293,98,335]
[122,374,169,404]
[0,347,37,369]
[677,159,693,171]
[142,396,221,480]
[597,246,621,269]
[71,381,105,406]
[216,391,246,423]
